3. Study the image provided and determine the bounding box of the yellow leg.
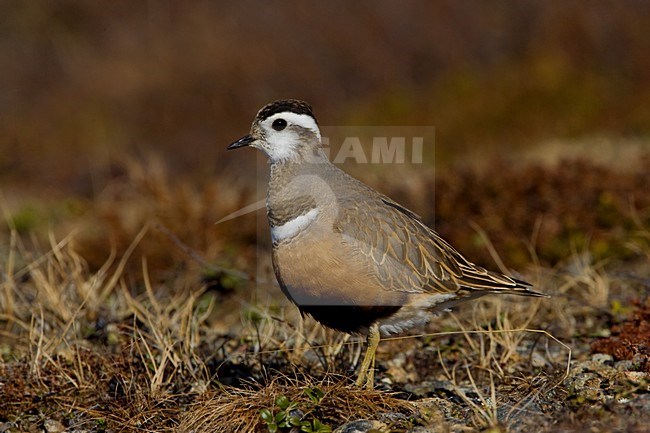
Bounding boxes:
[355,323,380,389]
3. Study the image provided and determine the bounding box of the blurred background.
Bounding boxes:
[3,3,650,428]
[1,0,649,274]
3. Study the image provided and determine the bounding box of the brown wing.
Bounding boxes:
[334,194,544,298]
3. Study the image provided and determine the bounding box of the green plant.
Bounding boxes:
[259,390,331,433]
[303,387,325,404]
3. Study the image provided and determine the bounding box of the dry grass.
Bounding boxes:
[3,4,650,429]
[0,228,214,430]
[437,303,571,431]
[179,376,414,433]
[1,154,649,432]
[0,233,646,432]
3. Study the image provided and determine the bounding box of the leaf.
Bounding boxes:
[259,409,274,423]
[304,388,315,403]
[276,395,291,410]
[305,387,325,404]
[313,419,331,433]
[275,411,286,423]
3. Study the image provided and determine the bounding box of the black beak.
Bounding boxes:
[227,134,255,150]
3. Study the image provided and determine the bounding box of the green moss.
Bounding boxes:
[10,205,41,232]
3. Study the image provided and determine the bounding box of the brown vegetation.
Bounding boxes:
[2,2,650,432]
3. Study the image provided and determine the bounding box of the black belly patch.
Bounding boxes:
[299,304,400,334]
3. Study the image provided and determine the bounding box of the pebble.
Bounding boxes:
[591,353,614,364]
[0,422,16,433]
[44,419,65,433]
[624,371,649,387]
[614,360,636,371]
[333,419,387,433]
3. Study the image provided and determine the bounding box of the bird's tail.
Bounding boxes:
[459,267,549,298]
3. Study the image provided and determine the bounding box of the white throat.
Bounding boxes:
[263,112,322,163]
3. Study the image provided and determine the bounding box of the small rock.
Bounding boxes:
[624,371,649,387]
[190,379,208,394]
[404,380,456,399]
[378,412,410,424]
[106,323,120,345]
[412,397,463,426]
[531,352,548,368]
[288,408,305,421]
[408,427,446,433]
[614,360,636,371]
[591,353,614,364]
[334,419,387,433]
[632,353,648,367]
[44,419,65,433]
[0,422,16,433]
[569,360,617,380]
[566,370,605,403]
[384,352,417,383]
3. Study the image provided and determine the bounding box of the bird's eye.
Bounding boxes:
[272,118,287,131]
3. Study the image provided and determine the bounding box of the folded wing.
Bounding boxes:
[334,194,545,298]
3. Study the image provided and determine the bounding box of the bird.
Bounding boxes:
[227,99,546,388]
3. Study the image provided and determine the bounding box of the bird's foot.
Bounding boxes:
[355,366,375,389]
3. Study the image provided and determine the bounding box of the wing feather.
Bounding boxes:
[334,195,544,298]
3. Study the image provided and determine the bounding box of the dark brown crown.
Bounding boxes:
[256,99,316,122]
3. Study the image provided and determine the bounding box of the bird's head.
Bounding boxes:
[228,99,324,163]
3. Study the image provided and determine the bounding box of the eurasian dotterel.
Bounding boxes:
[228,99,545,388]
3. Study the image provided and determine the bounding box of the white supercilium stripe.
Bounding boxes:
[270,208,320,242]
[267,112,321,140]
